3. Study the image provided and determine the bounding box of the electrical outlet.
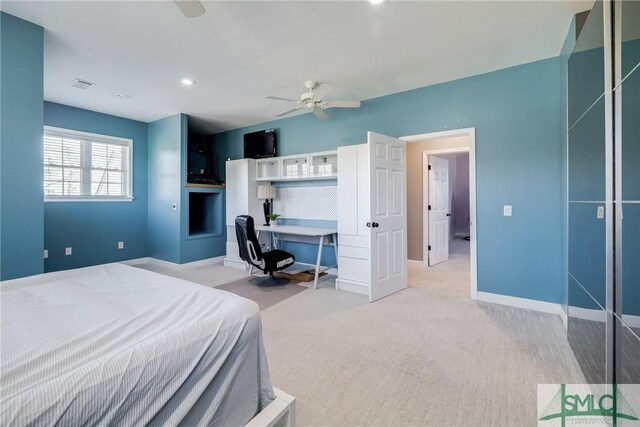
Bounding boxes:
[65,247,72,256]
[597,206,605,219]
[43,249,48,259]
[503,205,512,217]
[118,241,124,249]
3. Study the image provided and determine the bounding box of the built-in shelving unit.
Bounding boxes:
[256,150,338,182]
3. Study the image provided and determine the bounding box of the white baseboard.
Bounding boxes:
[407,259,423,265]
[123,256,224,270]
[560,308,568,330]
[559,306,640,330]
[622,314,640,329]
[121,257,152,266]
[567,305,607,323]
[224,257,248,270]
[335,278,368,295]
[476,291,564,316]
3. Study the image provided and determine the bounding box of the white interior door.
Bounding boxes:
[428,155,450,266]
[368,131,407,302]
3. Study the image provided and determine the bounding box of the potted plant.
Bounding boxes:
[267,213,281,226]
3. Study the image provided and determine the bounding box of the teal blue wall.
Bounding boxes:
[148,114,183,263]
[0,13,44,280]
[214,57,567,304]
[148,114,227,263]
[43,102,149,271]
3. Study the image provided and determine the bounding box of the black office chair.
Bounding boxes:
[235,215,295,285]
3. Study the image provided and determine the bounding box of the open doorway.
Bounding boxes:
[402,128,477,299]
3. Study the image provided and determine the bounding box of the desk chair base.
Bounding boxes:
[252,273,290,287]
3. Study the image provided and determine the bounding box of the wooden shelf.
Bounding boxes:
[186,183,225,189]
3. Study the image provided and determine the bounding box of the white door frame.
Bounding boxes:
[401,128,478,300]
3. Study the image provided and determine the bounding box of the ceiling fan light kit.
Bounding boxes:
[267,81,361,121]
[174,0,206,18]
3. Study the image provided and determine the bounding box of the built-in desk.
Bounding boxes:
[254,225,338,289]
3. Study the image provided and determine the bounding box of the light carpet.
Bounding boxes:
[131,240,586,426]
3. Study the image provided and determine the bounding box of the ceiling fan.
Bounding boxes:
[266,81,361,120]
[174,0,206,18]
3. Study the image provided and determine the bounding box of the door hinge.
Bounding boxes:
[428,205,432,210]
[428,245,431,251]
[428,165,432,170]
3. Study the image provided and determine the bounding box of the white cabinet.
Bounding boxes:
[224,158,264,268]
[256,158,280,181]
[336,144,370,294]
[256,150,337,182]
[310,151,338,178]
[281,155,309,179]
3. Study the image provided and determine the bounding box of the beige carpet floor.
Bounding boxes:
[131,240,585,426]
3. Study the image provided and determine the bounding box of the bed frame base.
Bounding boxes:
[246,388,296,427]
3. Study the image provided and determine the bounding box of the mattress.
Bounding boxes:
[0,263,275,426]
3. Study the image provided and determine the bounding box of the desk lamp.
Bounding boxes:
[257,185,277,226]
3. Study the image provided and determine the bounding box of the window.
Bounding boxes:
[44,126,133,201]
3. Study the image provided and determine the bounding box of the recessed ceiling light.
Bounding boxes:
[114,92,131,99]
[181,78,196,86]
[369,0,388,4]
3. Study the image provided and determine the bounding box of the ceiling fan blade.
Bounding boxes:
[324,100,361,108]
[313,108,328,120]
[313,83,332,100]
[174,0,206,18]
[266,96,299,103]
[276,106,302,117]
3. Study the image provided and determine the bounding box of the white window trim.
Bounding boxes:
[43,126,134,202]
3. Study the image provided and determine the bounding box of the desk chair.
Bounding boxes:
[235,215,295,285]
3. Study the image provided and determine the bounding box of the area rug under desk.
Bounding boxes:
[216,277,307,310]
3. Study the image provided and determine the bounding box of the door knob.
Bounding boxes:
[366,222,371,228]
[372,222,379,228]
[446,213,451,217]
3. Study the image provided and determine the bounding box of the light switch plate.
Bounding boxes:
[118,241,124,249]
[65,247,72,256]
[503,205,512,217]
[43,249,48,259]
[597,206,604,219]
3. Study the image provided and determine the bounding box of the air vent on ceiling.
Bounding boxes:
[71,78,95,90]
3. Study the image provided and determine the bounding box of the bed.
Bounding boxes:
[0,263,285,426]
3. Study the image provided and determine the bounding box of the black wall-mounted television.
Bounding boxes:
[244,129,277,159]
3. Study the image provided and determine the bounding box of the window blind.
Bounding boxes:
[44,127,132,200]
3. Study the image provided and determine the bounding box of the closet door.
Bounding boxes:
[615,0,640,394]
[567,0,611,385]
[337,144,370,292]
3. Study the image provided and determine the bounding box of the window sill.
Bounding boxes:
[44,197,134,203]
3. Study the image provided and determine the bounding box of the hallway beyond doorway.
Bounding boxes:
[409,236,470,299]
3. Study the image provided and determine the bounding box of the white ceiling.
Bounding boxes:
[2,0,592,134]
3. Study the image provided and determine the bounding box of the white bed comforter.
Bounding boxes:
[0,263,275,426]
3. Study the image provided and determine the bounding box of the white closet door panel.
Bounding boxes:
[338,146,358,235]
[338,235,369,248]
[339,245,369,260]
[339,257,370,282]
[357,144,370,237]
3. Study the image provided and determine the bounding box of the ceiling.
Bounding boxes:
[1,1,592,134]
